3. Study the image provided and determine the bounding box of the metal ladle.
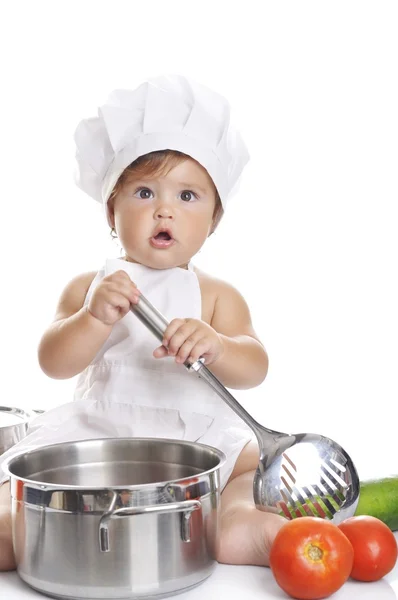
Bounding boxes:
[131,294,360,524]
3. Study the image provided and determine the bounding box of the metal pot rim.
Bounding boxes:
[2,437,227,491]
[0,406,33,432]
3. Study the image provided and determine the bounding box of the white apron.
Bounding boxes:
[1,258,253,489]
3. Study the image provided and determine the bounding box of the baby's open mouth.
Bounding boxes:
[155,231,172,240]
[150,230,175,249]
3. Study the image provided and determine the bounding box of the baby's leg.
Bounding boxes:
[217,442,287,566]
[0,482,16,571]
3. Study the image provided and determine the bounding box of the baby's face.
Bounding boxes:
[109,158,217,269]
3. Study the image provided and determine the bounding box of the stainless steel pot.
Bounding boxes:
[0,406,33,455]
[3,437,226,600]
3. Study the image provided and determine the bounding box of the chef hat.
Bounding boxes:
[74,74,250,224]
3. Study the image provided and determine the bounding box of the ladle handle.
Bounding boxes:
[131,294,267,439]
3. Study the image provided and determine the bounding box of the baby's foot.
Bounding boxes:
[217,505,287,567]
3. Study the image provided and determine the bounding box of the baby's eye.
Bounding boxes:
[135,187,153,199]
[180,190,197,202]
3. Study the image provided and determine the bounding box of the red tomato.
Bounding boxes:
[269,517,354,600]
[338,515,398,581]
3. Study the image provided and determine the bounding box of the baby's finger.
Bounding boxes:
[153,345,168,359]
[187,339,211,363]
[175,335,204,364]
[162,319,188,352]
[114,292,134,311]
[129,287,141,305]
[105,270,137,287]
[167,324,199,357]
[108,279,140,305]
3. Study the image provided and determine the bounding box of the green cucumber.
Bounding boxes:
[278,475,398,531]
[354,476,398,531]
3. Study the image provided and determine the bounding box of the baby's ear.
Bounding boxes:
[107,197,115,227]
[209,202,224,235]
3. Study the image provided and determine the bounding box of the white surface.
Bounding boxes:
[0,534,397,600]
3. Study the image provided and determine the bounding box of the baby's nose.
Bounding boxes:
[155,203,174,219]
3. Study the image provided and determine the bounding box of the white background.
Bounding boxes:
[1,1,397,481]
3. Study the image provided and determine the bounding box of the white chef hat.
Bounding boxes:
[74,74,250,225]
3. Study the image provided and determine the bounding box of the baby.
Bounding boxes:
[0,74,286,571]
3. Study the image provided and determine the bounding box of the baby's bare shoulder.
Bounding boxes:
[193,266,243,300]
[192,267,253,335]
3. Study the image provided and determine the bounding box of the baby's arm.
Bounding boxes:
[208,280,268,389]
[38,270,139,379]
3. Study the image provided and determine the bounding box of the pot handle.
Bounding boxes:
[99,498,202,552]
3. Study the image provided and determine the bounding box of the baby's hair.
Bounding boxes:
[109,150,224,234]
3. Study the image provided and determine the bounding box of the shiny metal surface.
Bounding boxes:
[0,407,45,456]
[132,295,360,524]
[4,438,225,599]
[0,406,31,455]
[99,497,202,551]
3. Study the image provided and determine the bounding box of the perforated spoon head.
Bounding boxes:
[253,433,360,524]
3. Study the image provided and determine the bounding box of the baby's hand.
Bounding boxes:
[153,318,224,365]
[88,270,140,326]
